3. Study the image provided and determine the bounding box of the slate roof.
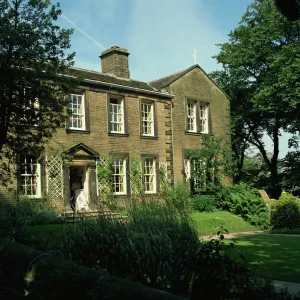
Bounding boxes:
[149,65,197,90]
[66,67,157,92]
[149,64,230,99]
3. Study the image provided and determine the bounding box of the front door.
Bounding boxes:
[70,166,89,211]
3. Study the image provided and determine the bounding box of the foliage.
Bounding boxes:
[275,0,300,21]
[239,152,271,190]
[96,157,116,209]
[191,194,215,212]
[164,182,191,211]
[0,0,78,186]
[185,134,235,194]
[216,184,270,229]
[0,195,57,230]
[211,0,300,199]
[280,151,300,196]
[60,201,271,298]
[129,157,145,204]
[271,193,300,229]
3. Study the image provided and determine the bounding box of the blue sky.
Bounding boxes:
[57,0,294,157]
[58,0,253,81]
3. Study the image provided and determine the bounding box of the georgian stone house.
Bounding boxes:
[1,46,230,210]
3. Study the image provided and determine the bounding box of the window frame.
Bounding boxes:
[19,155,42,198]
[186,99,210,134]
[68,93,86,131]
[111,154,129,195]
[108,95,126,135]
[142,155,159,194]
[140,99,156,137]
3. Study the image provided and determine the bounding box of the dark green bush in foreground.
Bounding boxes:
[215,184,270,229]
[61,202,272,299]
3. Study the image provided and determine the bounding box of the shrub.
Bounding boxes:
[191,194,215,212]
[11,196,39,227]
[215,184,270,229]
[60,201,272,298]
[164,182,191,211]
[31,210,60,226]
[271,194,300,229]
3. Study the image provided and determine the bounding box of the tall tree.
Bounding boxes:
[0,0,77,186]
[212,0,300,199]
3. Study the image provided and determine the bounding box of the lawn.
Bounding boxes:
[225,235,300,282]
[25,212,260,243]
[191,211,259,236]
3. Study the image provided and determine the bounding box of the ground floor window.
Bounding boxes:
[112,158,127,194]
[19,155,41,197]
[143,157,157,193]
[183,159,206,191]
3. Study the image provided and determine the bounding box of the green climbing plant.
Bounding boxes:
[96,157,116,209]
[185,134,235,194]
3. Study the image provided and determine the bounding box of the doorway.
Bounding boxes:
[70,166,89,211]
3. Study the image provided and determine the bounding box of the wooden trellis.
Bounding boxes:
[46,155,63,199]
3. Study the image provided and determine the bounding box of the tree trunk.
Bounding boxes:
[269,124,282,199]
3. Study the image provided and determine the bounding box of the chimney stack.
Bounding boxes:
[100,46,130,78]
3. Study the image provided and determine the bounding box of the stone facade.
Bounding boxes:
[0,47,231,210]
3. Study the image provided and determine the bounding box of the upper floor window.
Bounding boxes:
[199,102,208,133]
[19,155,41,197]
[141,101,154,136]
[186,100,209,134]
[112,157,127,194]
[143,157,157,193]
[68,94,85,130]
[109,97,124,133]
[187,101,196,132]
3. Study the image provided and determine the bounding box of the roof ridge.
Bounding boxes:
[69,66,147,83]
[149,66,194,84]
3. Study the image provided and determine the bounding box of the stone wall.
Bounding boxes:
[168,67,231,184]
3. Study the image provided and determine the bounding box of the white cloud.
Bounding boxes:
[127,0,226,81]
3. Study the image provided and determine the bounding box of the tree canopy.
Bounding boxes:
[0,0,78,186]
[211,0,300,198]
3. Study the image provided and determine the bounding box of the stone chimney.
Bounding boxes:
[100,46,130,78]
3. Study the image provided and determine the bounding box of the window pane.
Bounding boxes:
[68,94,85,130]
[112,158,126,193]
[144,158,156,193]
[141,102,154,135]
[110,99,124,133]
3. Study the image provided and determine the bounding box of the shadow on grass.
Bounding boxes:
[226,235,300,282]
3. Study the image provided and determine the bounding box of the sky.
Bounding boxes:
[56,0,294,157]
[57,0,253,81]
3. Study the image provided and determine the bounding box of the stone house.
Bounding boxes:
[1,46,231,210]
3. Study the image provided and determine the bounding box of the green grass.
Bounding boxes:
[191,211,259,236]
[225,235,300,282]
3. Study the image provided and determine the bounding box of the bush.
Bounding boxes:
[271,193,300,229]
[60,201,272,298]
[191,194,215,212]
[164,182,191,210]
[31,210,60,225]
[215,184,270,229]
[11,196,39,227]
